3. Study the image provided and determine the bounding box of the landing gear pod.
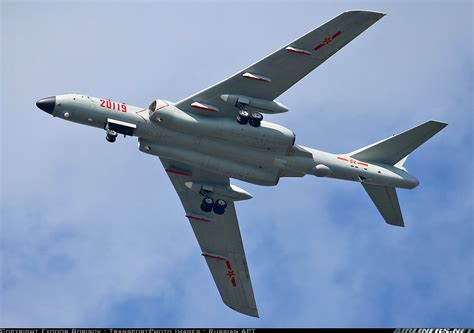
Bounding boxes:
[221,94,288,114]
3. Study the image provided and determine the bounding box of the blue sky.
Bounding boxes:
[1,0,473,328]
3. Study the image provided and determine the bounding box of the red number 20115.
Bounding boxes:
[99,99,127,112]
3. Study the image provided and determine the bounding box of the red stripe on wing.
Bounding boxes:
[186,215,211,222]
[332,31,342,39]
[202,253,226,261]
[166,169,192,177]
[314,43,325,51]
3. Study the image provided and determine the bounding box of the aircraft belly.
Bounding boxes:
[164,131,276,166]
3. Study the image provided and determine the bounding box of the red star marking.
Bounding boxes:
[314,31,342,51]
[225,260,237,287]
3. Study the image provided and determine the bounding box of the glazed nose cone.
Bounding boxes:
[36,96,56,114]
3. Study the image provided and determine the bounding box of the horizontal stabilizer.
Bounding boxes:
[362,183,404,227]
[350,120,447,165]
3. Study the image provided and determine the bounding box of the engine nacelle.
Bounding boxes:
[184,182,252,201]
[147,99,295,152]
[220,94,288,114]
[139,139,279,186]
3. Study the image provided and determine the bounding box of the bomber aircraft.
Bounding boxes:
[37,11,447,317]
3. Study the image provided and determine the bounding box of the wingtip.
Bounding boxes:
[344,10,386,18]
[432,120,448,127]
[240,308,260,318]
[246,310,260,318]
[388,221,405,227]
[224,301,259,318]
[253,308,260,318]
[386,214,405,227]
[426,120,448,130]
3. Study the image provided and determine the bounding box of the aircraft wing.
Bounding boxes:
[159,157,259,317]
[174,10,384,117]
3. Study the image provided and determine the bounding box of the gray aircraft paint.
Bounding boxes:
[46,93,421,189]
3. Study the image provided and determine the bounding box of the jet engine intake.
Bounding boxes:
[148,99,172,118]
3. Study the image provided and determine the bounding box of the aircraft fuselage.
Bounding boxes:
[40,93,419,189]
